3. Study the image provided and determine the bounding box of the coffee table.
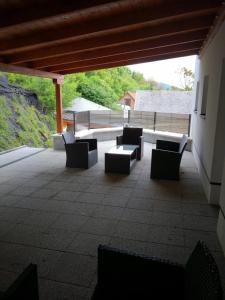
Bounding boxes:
[105,145,138,174]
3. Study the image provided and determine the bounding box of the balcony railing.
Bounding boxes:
[63,110,191,136]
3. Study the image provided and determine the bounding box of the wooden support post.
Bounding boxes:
[53,78,64,133]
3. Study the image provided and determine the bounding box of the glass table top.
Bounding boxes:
[106,145,138,155]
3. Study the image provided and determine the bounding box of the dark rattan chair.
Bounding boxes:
[62,132,98,169]
[116,127,144,160]
[0,264,39,300]
[92,241,222,300]
[150,134,188,180]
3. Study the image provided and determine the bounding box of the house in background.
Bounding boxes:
[119,90,193,113]
[119,91,136,109]
[134,90,193,114]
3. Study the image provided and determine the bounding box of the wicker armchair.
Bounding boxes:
[116,127,144,160]
[0,264,39,300]
[150,134,188,180]
[62,132,98,169]
[92,241,222,300]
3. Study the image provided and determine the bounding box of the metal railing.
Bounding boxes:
[64,110,191,136]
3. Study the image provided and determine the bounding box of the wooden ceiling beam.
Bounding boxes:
[0,0,121,31]
[32,30,206,69]
[48,41,201,73]
[0,1,220,54]
[2,15,213,65]
[60,50,198,75]
[0,62,63,80]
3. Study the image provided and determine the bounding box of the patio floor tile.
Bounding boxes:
[46,252,96,287]
[0,141,224,299]
[67,233,111,256]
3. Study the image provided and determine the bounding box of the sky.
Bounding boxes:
[128,55,196,88]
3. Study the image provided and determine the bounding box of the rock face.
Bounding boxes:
[0,76,53,151]
[0,76,41,110]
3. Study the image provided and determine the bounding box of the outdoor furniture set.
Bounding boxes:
[62,128,187,179]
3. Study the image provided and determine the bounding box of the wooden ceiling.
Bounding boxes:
[0,0,224,76]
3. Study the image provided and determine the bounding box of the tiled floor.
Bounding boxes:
[0,141,224,299]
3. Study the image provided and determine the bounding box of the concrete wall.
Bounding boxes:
[191,20,225,205]
[53,128,192,151]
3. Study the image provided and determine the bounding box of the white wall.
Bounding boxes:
[191,20,225,205]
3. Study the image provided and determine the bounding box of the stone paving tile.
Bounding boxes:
[126,197,154,211]
[13,198,82,214]
[0,184,17,196]
[113,220,150,242]
[151,211,183,227]
[30,188,58,199]
[0,195,22,207]
[39,279,92,300]
[46,252,96,287]
[50,214,89,231]
[80,217,118,236]
[151,189,182,202]
[147,225,185,247]
[181,192,207,203]
[131,189,153,199]
[76,192,105,205]
[0,207,31,223]
[66,182,92,192]
[52,190,81,202]
[86,184,111,194]
[70,202,98,217]
[121,208,152,224]
[92,205,124,220]
[152,199,182,214]
[102,194,129,207]
[182,202,218,217]
[17,210,59,227]
[25,178,51,188]
[108,186,133,197]
[67,233,111,256]
[1,224,77,251]
[0,242,62,277]
[73,176,96,184]
[183,215,217,232]
[0,220,16,238]
[10,186,38,196]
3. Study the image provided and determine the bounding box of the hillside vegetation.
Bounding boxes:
[4,67,150,111]
[0,77,54,151]
[0,67,151,151]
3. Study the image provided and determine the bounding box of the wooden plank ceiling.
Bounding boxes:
[0,0,224,75]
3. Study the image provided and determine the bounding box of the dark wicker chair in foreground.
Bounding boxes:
[92,241,222,300]
[62,132,98,169]
[0,264,39,300]
[116,127,144,160]
[150,134,188,180]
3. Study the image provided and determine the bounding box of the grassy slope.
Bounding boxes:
[0,95,54,151]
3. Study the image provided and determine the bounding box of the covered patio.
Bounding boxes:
[0,141,224,299]
[0,0,225,298]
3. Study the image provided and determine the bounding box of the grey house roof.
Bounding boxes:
[134,91,193,114]
[65,97,110,112]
